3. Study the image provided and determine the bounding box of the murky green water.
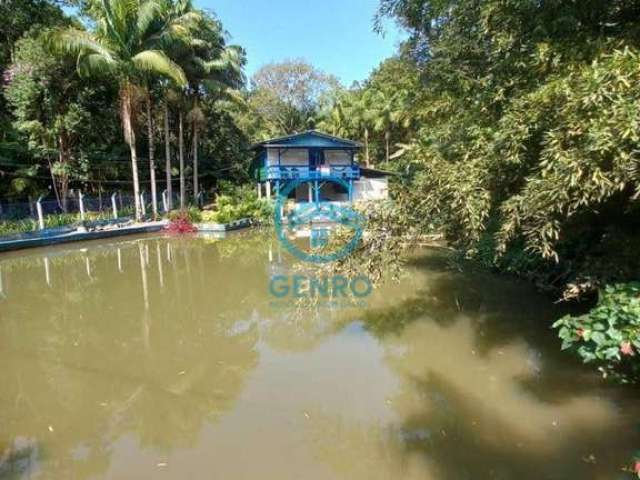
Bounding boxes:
[1,231,639,480]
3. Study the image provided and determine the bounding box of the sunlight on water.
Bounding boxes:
[0,231,638,479]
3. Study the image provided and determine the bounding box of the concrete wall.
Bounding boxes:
[352,177,389,201]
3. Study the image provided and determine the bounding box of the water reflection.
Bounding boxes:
[0,233,638,480]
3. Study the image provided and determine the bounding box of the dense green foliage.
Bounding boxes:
[242,59,340,139]
[364,0,640,301]
[199,185,273,224]
[553,283,640,383]
[0,0,252,215]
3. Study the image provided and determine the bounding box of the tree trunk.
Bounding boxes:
[164,102,172,211]
[53,132,70,213]
[146,93,158,219]
[364,127,370,167]
[192,95,200,206]
[192,122,199,205]
[121,83,142,221]
[47,156,62,212]
[178,109,185,210]
[385,130,390,165]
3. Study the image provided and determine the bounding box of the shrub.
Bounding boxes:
[164,213,198,234]
[199,190,273,225]
[167,207,201,223]
[553,282,640,383]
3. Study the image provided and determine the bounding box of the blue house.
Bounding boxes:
[251,130,389,205]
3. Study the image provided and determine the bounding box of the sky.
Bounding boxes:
[197,0,407,87]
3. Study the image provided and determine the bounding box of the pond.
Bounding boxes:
[0,231,639,480]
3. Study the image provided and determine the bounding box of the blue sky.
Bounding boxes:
[198,0,407,86]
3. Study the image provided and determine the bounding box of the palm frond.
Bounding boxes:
[132,49,187,86]
[169,11,203,32]
[137,0,163,36]
[48,29,116,61]
[78,52,119,77]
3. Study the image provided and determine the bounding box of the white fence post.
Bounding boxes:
[140,192,146,217]
[111,193,118,219]
[162,190,169,213]
[36,195,45,230]
[78,190,86,221]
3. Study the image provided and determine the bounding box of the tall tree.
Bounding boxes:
[249,59,340,136]
[51,0,196,220]
[5,32,95,211]
[173,9,245,204]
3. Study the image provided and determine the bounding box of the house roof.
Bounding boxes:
[251,130,362,150]
[360,167,397,178]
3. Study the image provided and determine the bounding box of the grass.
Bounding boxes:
[0,209,134,237]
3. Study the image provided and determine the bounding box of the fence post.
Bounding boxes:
[162,190,169,213]
[36,195,45,230]
[140,192,146,217]
[78,190,86,221]
[111,193,118,219]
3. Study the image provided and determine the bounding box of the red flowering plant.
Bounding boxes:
[553,282,640,383]
[164,212,198,234]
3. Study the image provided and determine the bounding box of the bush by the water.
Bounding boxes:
[201,187,273,225]
[553,282,640,383]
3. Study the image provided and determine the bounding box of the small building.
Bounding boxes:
[251,130,390,205]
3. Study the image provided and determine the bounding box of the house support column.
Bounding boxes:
[349,179,353,203]
[314,180,319,205]
[257,182,262,199]
[308,182,313,203]
[266,181,271,200]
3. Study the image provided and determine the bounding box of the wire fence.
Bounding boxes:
[0,190,208,236]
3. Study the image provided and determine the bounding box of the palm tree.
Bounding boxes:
[178,13,245,205]
[162,87,180,211]
[317,92,351,138]
[370,90,394,165]
[348,92,374,167]
[144,84,159,218]
[51,0,198,220]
